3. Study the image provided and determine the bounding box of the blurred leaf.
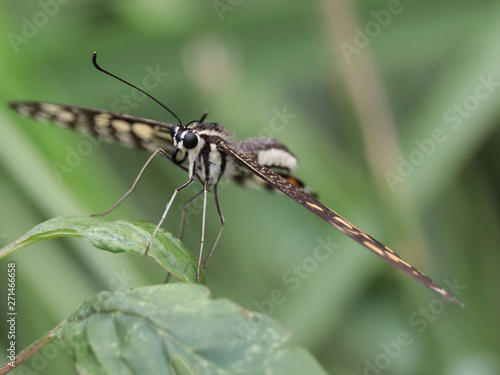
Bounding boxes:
[53,284,326,375]
[0,215,204,284]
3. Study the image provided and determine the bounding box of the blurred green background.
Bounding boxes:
[1,0,499,374]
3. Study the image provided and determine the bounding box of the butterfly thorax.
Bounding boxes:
[171,121,236,186]
[172,121,300,190]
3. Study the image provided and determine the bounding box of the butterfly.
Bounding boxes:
[9,52,463,306]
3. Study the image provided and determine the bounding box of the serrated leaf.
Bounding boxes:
[54,284,327,375]
[0,215,204,283]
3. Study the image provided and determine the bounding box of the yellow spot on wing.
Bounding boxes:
[40,103,63,114]
[57,111,75,123]
[385,250,411,267]
[95,113,111,127]
[384,247,395,254]
[362,240,385,257]
[306,202,323,211]
[112,119,132,133]
[333,216,354,230]
[363,240,412,268]
[132,122,154,141]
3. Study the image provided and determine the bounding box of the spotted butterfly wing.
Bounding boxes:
[9,101,175,153]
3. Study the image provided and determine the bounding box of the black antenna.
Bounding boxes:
[92,51,183,125]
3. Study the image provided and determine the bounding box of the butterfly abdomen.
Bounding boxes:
[229,137,316,196]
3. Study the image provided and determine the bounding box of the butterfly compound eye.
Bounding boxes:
[183,132,198,149]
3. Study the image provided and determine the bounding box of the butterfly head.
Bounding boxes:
[171,123,203,165]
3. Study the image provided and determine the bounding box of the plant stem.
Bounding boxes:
[0,333,56,374]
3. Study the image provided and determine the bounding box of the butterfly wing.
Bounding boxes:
[9,101,175,153]
[217,140,463,306]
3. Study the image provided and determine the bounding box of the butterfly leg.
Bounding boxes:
[178,184,224,280]
[196,180,210,283]
[164,188,203,284]
[178,189,205,241]
[203,184,225,268]
[92,148,177,217]
[146,174,196,254]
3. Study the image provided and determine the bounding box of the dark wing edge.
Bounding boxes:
[217,140,464,307]
[9,101,175,152]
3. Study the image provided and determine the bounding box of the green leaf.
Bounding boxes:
[0,215,204,284]
[54,284,327,375]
